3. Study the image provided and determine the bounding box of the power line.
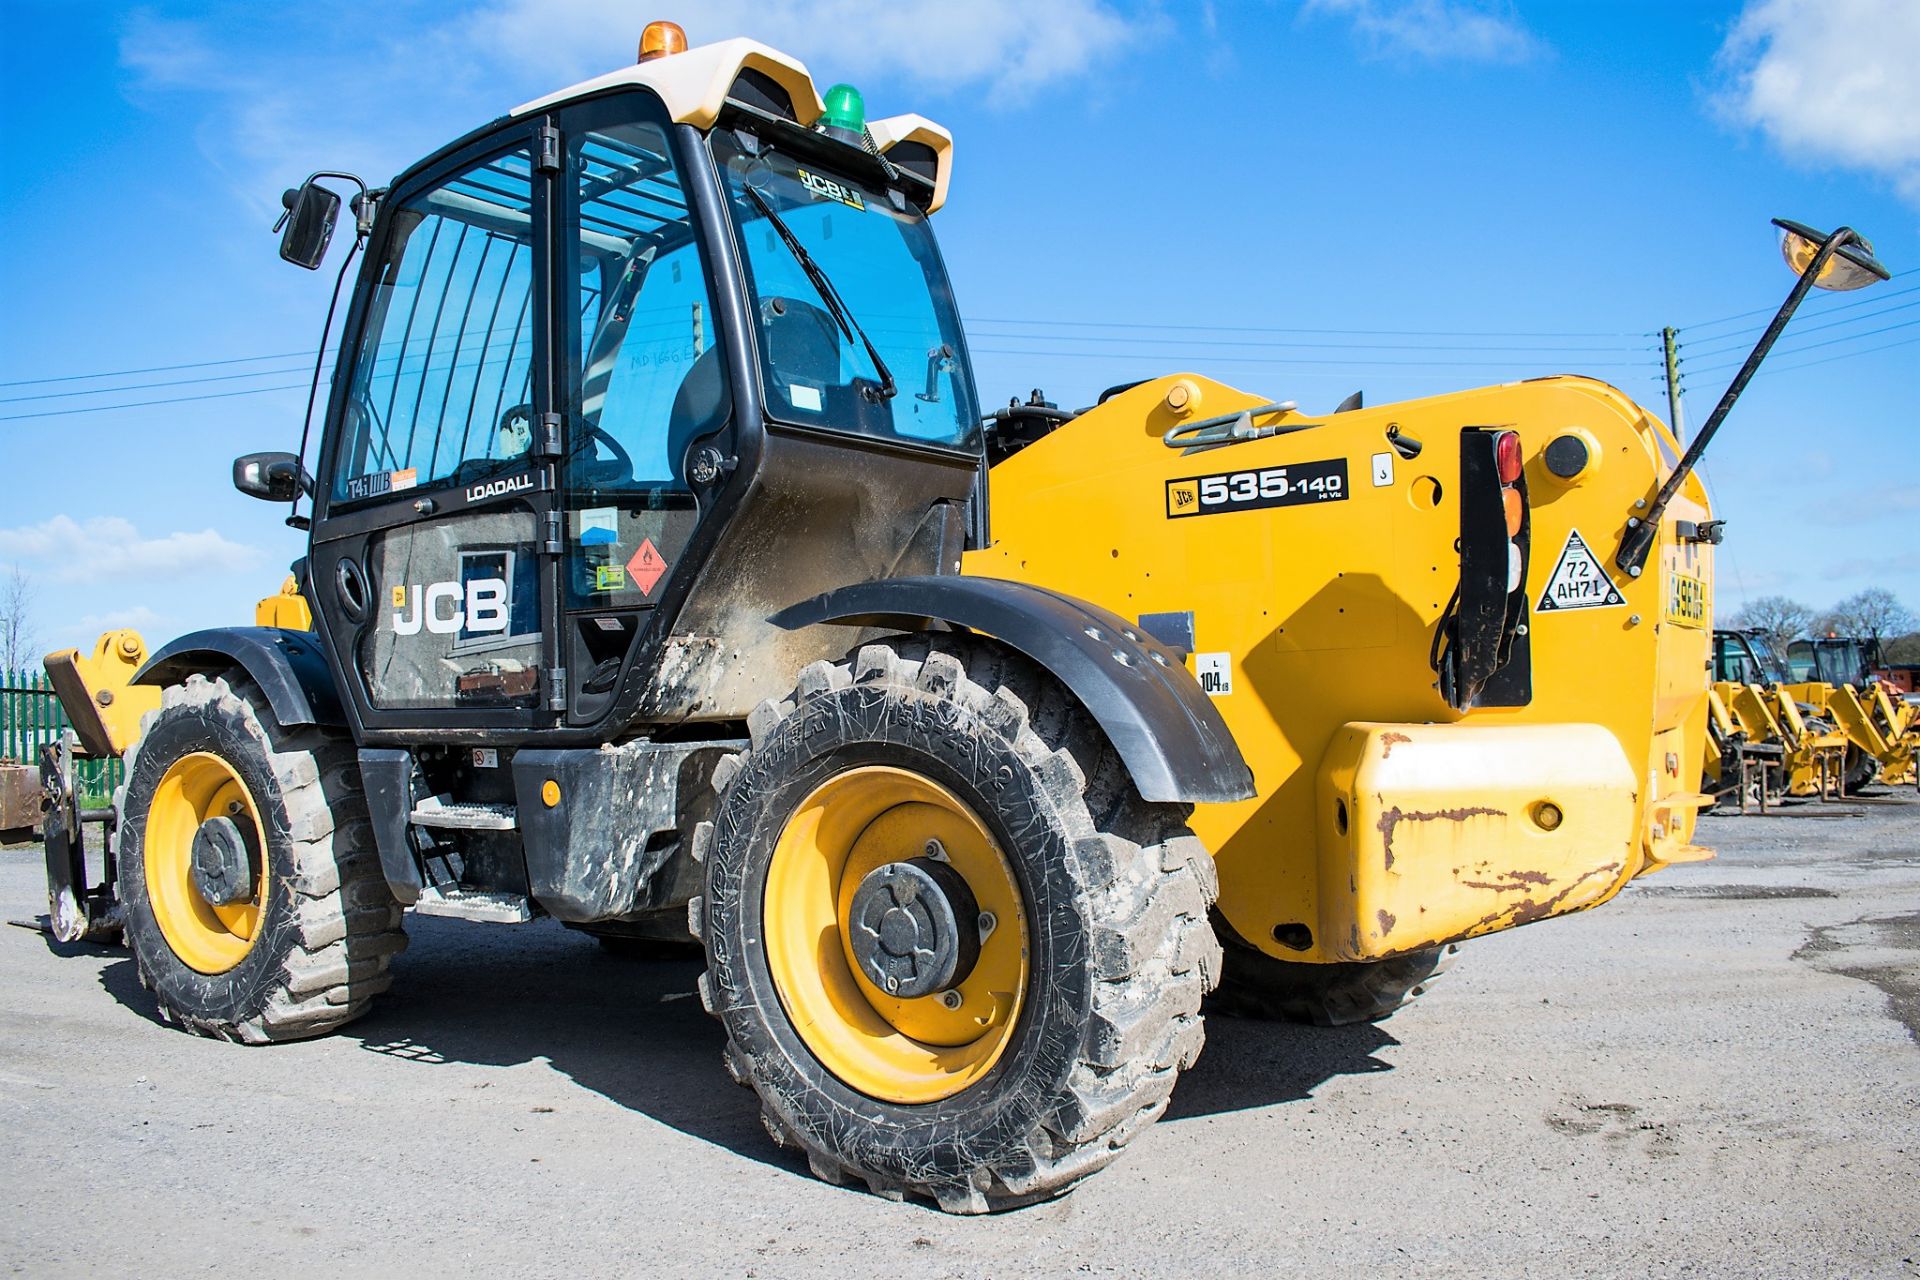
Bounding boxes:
[963,315,1644,340]
[1685,331,1920,381]
[1684,318,1920,377]
[0,381,314,422]
[1678,267,1919,334]
[1680,296,1920,363]
[0,363,323,404]
[0,350,316,390]
[0,317,1653,392]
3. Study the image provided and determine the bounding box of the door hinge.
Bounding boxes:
[534,411,563,459]
[542,509,564,555]
[546,666,568,712]
[536,123,562,174]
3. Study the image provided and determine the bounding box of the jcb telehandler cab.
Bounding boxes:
[38,25,1891,1214]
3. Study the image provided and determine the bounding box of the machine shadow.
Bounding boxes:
[343,914,792,1170]
[1164,1013,1399,1121]
[87,912,1399,1162]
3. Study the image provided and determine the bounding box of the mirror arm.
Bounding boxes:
[1613,225,1861,576]
[287,231,364,530]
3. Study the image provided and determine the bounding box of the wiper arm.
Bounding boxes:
[744,185,896,402]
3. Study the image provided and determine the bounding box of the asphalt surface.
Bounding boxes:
[3,793,1917,1279]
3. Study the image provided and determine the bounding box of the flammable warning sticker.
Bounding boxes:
[1535,529,1626,612]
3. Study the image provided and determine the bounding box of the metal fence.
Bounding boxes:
[1,671,123,804]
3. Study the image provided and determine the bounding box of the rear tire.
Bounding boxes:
[117,673,405,1043]
[695,636,1220,1212]
[1210,929,1457,1026]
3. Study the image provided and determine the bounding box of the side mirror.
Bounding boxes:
[234,452,312,502]
[278,182,340,270]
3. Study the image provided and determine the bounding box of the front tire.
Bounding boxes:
[696,637,1220,1212]
[117,673,405,1042]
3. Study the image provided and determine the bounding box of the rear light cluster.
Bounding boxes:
[1494,430,1524,590]
[1433,426,1533,711]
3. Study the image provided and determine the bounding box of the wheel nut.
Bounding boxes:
[978,911,997,939]
[939,990,962,1010]
[924,838,947,862]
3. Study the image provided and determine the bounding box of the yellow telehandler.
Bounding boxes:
[34,23,1890,1212]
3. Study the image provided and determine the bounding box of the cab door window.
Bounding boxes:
[335,142,548,712]
[562,114,726,610]
[333,147,538,505]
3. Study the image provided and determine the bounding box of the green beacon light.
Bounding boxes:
[819,83,867,144]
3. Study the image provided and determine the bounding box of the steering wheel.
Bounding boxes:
[499,403,634,488]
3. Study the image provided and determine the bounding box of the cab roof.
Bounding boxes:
[509,37,954,212]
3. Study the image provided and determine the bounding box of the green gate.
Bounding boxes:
[1,671,124,805]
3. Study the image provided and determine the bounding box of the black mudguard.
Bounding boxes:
[136,628,345,729]
[771,576,1255,805]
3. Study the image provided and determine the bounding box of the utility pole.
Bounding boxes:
[1661,326,1687,440]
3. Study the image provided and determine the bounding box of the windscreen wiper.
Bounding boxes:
[744,185,897,402]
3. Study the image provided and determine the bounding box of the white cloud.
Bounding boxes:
[74,605,169,634]
[1303,0,1544,65]
[470,0,1146,98]
[1715,0,1920,205]
[0,516,262,582]
[117,1,1149,210]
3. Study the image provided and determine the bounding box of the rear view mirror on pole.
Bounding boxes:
[277,181,340,269]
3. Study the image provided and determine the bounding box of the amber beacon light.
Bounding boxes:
[638,20,688,62]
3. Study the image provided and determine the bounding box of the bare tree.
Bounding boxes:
[1727,594,1813,651]
[0,564,36,677]
[1816,588,1917,644]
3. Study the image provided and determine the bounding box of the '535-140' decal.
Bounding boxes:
[1165,457,1348,519]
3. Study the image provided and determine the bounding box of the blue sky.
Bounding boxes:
[1,0,1915,659]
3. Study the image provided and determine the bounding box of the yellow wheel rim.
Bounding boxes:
[764,765,1030,1105]
[144,752,267,975]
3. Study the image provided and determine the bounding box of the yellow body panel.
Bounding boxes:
[255,575,314,630]
[1317,722,1636,961]
[967,373,1713,963]
[40,630,161,759]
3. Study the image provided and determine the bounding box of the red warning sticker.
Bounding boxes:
[627,538,668,596]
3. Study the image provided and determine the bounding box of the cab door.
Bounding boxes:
[309,124,561,736]
[548,94,735,726]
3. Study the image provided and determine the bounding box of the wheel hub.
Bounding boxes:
[189,814,258,907]
[848,857,981,998]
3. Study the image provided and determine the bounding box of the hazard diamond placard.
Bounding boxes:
[1535,529,1625,611]
[627,538,668,597]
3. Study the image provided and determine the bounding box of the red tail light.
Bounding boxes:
[1495,431,1523,484]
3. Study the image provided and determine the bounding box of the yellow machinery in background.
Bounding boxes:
[1707,628,1914,801]
[970,373,1715,987]
[1784,635,1918,788]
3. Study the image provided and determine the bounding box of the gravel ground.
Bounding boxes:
[2,792,1916,1278]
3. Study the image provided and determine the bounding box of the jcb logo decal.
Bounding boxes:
[798,168,864,210]
[1166,480,1199,516]
[390,579,509,635]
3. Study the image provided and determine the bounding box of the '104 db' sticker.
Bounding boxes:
[1166,458,1348,519]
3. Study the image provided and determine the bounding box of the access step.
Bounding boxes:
[409,796,518,830]
[411,885,533,924]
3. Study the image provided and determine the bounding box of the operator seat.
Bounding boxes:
[667,345,730,486]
